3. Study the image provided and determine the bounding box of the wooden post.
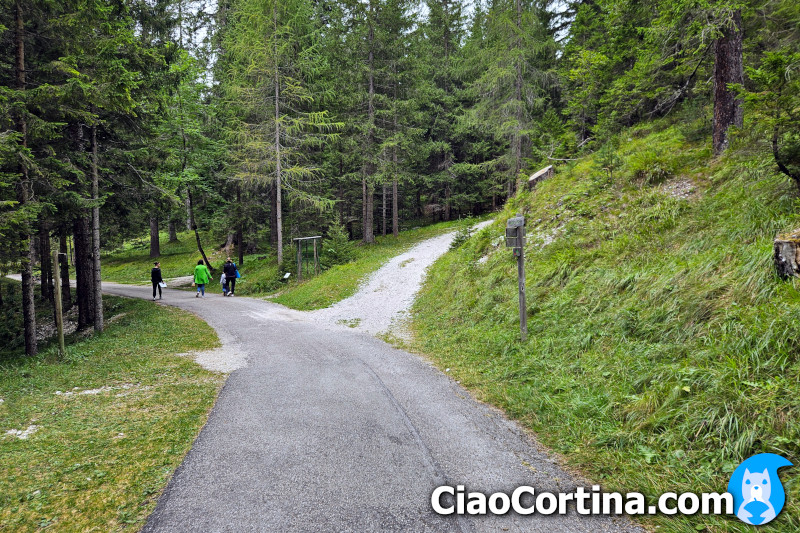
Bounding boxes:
[313,238,319,275]
[52,249,66,359]
[506,214,527,342]
[297,240,302,282]
[517,230,527,342]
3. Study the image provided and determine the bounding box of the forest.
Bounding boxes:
[1,0,799,357]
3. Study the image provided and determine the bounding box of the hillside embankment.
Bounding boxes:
[412,122,800,532]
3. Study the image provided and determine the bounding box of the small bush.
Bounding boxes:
[592,141,623,180]
[321,223,356,269]
[449,226,472,250]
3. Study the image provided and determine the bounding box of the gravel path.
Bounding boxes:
[21,225,644,532]
[309,220,494,338]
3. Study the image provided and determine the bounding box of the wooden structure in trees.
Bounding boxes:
[293,236,322,281]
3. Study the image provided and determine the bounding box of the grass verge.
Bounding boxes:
[411,122,800,532]
[0,296,223,532]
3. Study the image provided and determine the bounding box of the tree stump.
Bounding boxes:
[774,233,800,279]
[527,165,553,190]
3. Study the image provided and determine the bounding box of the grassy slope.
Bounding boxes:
[412,123,800,532]
[101,219,485,310]
[0,297,223,531]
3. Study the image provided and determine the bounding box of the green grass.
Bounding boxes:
[412,122,800,532]
[269,218,488,310]
[0,297,224,532]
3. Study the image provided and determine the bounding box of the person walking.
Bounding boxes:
[223,257,239,296]
[151,262,164,301]
[194,260,212,298]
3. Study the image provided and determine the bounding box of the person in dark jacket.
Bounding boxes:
[151,262,164,300]
[223,257,238,296]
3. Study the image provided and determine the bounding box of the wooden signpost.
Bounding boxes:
[505,215,527,341]
[52,249,66,358]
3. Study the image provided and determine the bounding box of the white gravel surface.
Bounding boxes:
[308,220,494,338]
[185,330,248,373]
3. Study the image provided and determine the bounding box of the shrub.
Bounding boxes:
[449,226,472,250]
[320,223,356,269]
[592,141,623,181]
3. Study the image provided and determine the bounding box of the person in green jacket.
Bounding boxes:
[193,260,212,298]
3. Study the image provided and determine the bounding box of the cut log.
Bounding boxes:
[528,165,553,190]
[774,233,800,279]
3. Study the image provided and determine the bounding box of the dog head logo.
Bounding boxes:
[728,453,792,525]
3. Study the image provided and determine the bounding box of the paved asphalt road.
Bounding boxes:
[99,281,644,533]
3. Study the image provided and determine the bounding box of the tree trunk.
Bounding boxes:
[269,183,278,247]
[771,85,800,191]
[363,179,374,243]
[73,216,95,330]
[237,185,244,266]
[223,232,235,254]
[150,216,161,258]
[187,185,214,273]
[59,226,72,310]
[15,0,36,356]
[363,4,376,245]
[273,2,284,264]
[338,186,345,226]
[512,0,523,195]
[392,178,399,237]
[444,183,451,221]
[90,120,103,332]
[392,99,399,237]
[382,184,387,237]
[185,196,192,230]
[362,178,366,241]
[168,219,178,242]
[712,9,743,156]
[39,220,53,304]
[19,235,36,355]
